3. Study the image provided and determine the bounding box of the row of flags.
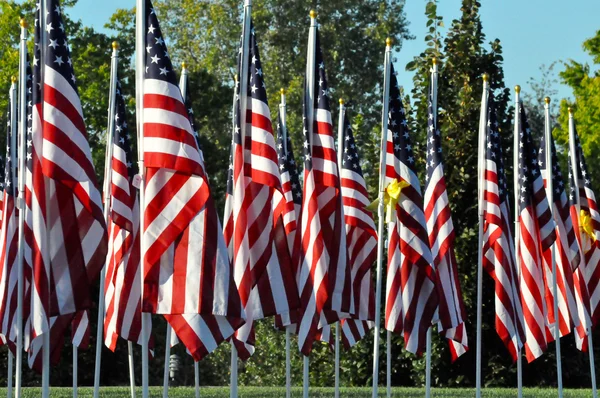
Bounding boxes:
[0,1,598,392]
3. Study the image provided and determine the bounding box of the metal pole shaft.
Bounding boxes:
[334,97,345,398]
[15,19,28,398]
[475,74,489,398]
[127,342,136,398]
[73,346,78,398]
[513,87,523,398]
[303,356,309,398]
[373,39,392,398]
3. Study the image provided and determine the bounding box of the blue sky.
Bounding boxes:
[67,0,599,102]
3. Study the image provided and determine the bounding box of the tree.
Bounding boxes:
[555,29,600,187]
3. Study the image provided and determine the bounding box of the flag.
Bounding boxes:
[0,88,19,350]
[383,64,437,355]
[423,90,468,361]
[297,29,350,355]
[516,102,556,362]
[338,110,377,350]
[103,80,153,353]
[538,129,580,340]
[141,0,244,362]
[481,94,525,361]
[568,120,600,351]
[225,21,299,360]
[28,0,108,370]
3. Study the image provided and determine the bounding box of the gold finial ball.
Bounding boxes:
[514,85,521,94]
[20,18,27,28]
[11,76,17,83]
[432,57,437,65]
[482,73,489,82]
[280,88,285,95]
[112,41,119,50]
[544,97,551,105]
[386,37,392,47]
[339,98,345,105]
[310,10,317,19]
[568,107,573,114]
[181,61,187,70]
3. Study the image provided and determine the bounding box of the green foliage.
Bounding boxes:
[0,387,596,397]
[554,29,600,187]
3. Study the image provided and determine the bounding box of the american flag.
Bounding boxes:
[516,102,556,362]
[141,0,244,362]
[423,90,468,361]
[28,0,108,370]
[338,110,377,349]
[0,87,19,351]
[383,64,437,355]
[481,94,524,361]
[568,121,600,351]
[538,129,580,340]
[225,21,299,360]
[297,29,350,355]
[273,113,303,329]
[103,80,153,353]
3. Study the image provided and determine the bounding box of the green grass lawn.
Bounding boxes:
[0,387,594,397]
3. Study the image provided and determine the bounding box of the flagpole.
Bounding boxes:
[372,37,391,398]
[73,346,78,398]
[135,0,150,396]
[127,341,136,398]
[543,97,563,398]
[231,2,252,396]
[7,77,18,398]
[475,73,489,398]
[425,57,440,398]
[302,10,318,398]
[279,87,292,398]
[194,361,200,398]
[513,85,523,398]
[15,17,28,398]
[334,98,346,398]
[94,41,119,398]
[568,109,598,398]
[40,0,51,395]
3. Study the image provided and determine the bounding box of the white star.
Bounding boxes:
[54,5,61,14]
[148,24,156,34]
[319,62,324,69]
[49,39,59,49]
[155,37,164,46]
[46,23,54,33]
[159,67,169,76]
[54,56,64,66]
[146,46,153,53]
[251,85,258,93]
[151,54,160,64]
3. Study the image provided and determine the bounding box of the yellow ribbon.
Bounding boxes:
[580,209,597,243]
[366,178,410,223]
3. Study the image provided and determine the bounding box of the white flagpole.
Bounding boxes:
[127,341,136,398]
[73,346,78,398]
[15,17,28,398]
[372,37,392,398]
[40,1,51,395]
[425,57,440,398]
[568,109,598,398]
[475,73,489,398]
[386,331,391,398]
[302,10,318,398]
[94,40,119,398]
[7,78,17,398]
[513,85,523,398]
[543,97,563,398]
[279,88,292,398]
[334,98,346,398]
[135,0,149,396]
[194,361,200,398]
